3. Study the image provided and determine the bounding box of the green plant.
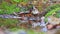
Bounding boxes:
[46,4,60,12]
[44,17,48,23]
[11,0,28,3]
[45,7,60,17]
[54,11,60,18]
[55,13,60,18]
[45,4,60,17]
[0,0,29,14]
[11,0,28,6]
[0,9,5,14]
[11,0,22,3]
[0,1,20,14]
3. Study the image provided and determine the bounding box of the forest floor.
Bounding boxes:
[0,28,59,34]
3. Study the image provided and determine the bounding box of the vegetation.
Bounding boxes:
[55,11,60,18]
[11,0,28,3]
[0,0,60,33]
[11,0,28,6]
[0,0,31,14]
[46,4,60,12]
[0,18,19,28]
[45,7,60,17]
[0,1,20,14]
[45,4,60,17]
